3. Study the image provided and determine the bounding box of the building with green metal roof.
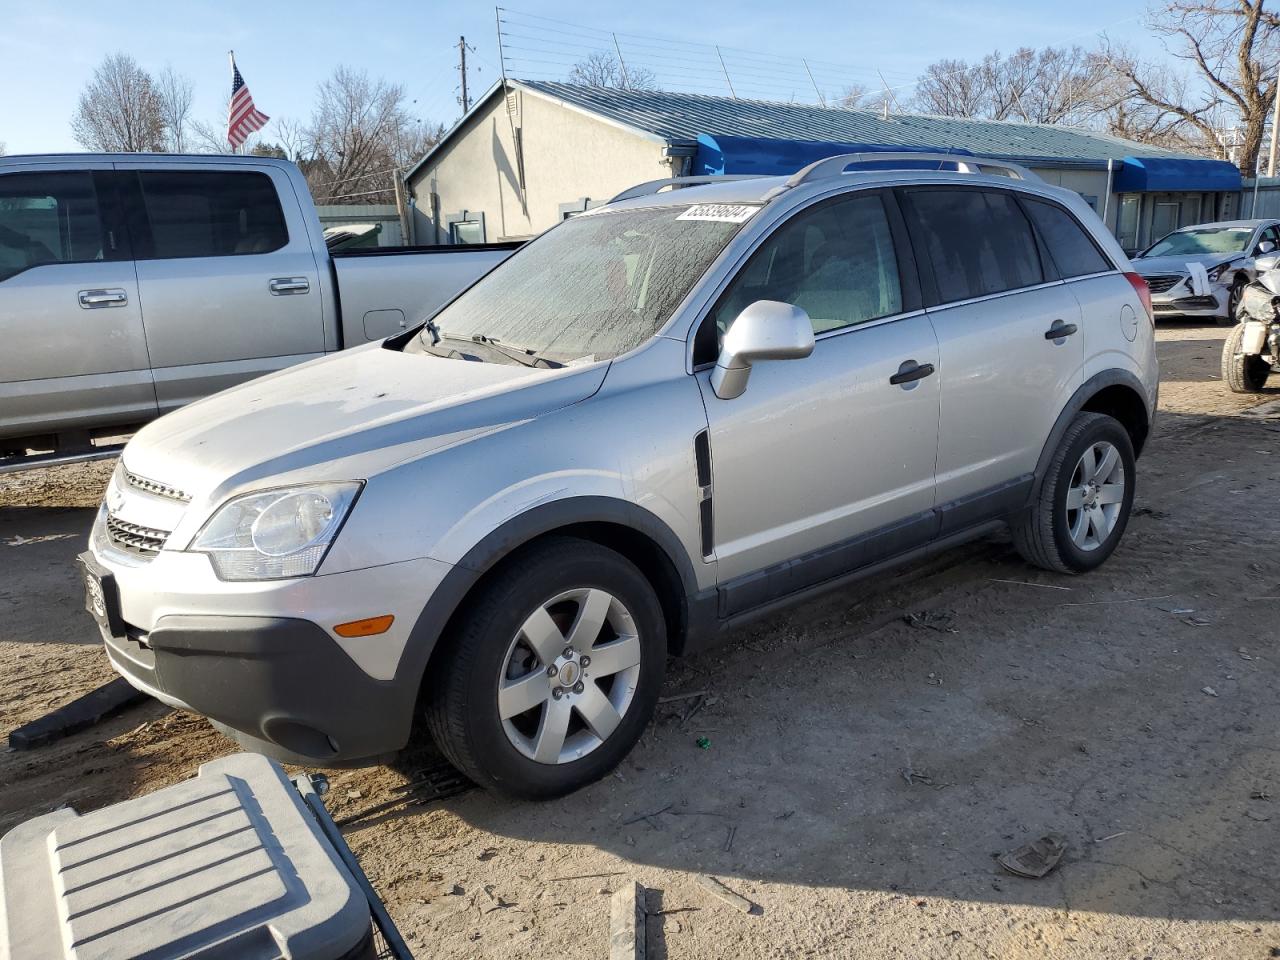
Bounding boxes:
[406,79,1243,253]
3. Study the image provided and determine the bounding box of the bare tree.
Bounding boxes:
[834,83,874,110]
[1100,3,1280,169]
[568,52,656,90]
[912,46,1111,126]
[71,53,164,152]
[303,67,440,203]
[155,66,194,152]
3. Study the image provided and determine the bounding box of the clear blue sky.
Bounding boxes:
[0,0,1164,154]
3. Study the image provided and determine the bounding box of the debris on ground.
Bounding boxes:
[695,737,711,750]
[609,880,645,960]
[695,875,758,915]
[997,834,1067,879]
[8,678,147,751]
[903,610,956,632]
[1202,686,1219,697]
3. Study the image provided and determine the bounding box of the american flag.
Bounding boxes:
[227,55,269,150]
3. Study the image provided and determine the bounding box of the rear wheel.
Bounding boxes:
[1012,412,1136,574]
[1221,321,1272,393]
[425,537,666,799]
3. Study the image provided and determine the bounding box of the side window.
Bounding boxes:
[0,172,110,282]
[902,189,1042,303]
[707,193,904,340]
[135,171,287,259]
[1022,199,1111,279]
[1258,226,1280,253]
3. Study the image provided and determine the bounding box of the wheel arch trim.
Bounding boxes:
[395,496,702,699]
[1029,370,1153,504]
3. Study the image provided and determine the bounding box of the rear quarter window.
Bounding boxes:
[134,170,287,259]
[1022,198,1111,279]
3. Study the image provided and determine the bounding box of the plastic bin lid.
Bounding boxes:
[0,753,371,960]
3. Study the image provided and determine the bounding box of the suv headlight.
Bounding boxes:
[189,482,363,580]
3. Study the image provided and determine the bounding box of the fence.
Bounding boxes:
[1241,179,1280,219]
[314,204,405,246]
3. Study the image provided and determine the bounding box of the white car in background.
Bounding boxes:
[1131,219,1280,324]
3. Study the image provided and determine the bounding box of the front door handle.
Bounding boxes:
[269,277,310,295]
[1044,320,1079,341]
[78,288,128,308]
[889,360,936,386]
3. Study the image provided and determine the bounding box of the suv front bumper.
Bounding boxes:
[99,608,415,764]
[84,512,454,764]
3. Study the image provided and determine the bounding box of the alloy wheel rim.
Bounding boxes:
[1066,440,1125,551]
[497,588,642,764]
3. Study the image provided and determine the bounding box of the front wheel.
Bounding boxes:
[1011,412,1136,574]
[1221,321,1272,393]
[1222,277,1247,326]
[425,537,666,799]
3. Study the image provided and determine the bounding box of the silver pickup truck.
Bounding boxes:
[0,154,516,465]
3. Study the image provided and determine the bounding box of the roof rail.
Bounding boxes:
[608,174,765,204]
[783,152,1040,189]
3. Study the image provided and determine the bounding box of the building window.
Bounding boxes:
[445,210,486,245]
[1116,195,1140,253]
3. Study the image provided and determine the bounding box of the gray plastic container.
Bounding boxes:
[0,753,374,960]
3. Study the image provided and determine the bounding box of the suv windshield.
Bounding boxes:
[1143,227,1252,258]
[409,203,754,365]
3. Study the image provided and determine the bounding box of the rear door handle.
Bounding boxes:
[1044,320,1079,341]
[889,360,936,386]
[269,277,310,295]
[78,288,128,308]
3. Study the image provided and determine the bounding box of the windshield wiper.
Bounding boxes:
[448,333,564,369]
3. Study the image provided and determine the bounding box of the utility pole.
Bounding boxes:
[1268,62,1280,178]
[458,36,470,113]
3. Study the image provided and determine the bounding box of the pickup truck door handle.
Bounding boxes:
[889,360,936,386]
[78,288,128,308]
[269,277,310,296]
[1044,320,1079,341]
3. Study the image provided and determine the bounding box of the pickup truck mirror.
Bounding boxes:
[710,300,815,400]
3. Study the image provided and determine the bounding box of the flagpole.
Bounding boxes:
[227,50,237,155]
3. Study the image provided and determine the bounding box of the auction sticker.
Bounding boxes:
[677,203,760,223]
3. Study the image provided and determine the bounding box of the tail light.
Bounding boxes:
[1124,272,1154,325]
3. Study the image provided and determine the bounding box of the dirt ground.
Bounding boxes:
[2,320,1279,959]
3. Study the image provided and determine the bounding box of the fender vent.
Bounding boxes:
[694,430,713,558]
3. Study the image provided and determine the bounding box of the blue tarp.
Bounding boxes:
[1113,156,1241,193]
[694,134,973,177]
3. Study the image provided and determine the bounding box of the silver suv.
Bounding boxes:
[81,154,1159,798]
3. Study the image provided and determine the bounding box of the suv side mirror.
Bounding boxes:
[710,300,815,400]
[1259,240,1277,255]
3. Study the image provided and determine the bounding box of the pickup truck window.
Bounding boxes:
[415,204,751,364]
[0,172,111,282]
[134,171,287,259]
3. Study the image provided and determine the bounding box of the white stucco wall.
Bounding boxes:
[408,87,672,242]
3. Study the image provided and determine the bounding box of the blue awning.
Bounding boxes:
[694,134,973,177]
[1113,156,1241,193]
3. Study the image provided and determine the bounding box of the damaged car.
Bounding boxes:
[1131,219,1280,324]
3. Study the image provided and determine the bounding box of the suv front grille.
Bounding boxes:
[106,514,170,557]
[1144,274,1183,294]
[124,469,190,502]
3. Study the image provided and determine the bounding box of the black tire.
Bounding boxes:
[1221,277,1247,326]
[1221,321,1272,393]
[424,537,666,799]
[1011,412,1136,574]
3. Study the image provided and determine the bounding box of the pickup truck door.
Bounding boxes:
[0,163,156,443]
[693,191,940,613]
[120,162,327,412]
